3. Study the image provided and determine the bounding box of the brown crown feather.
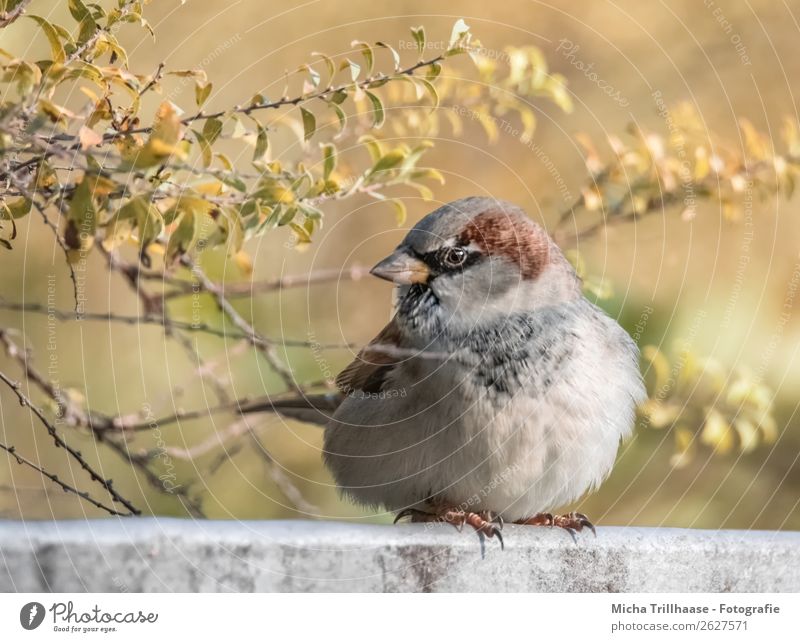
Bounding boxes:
[457,209,550,280]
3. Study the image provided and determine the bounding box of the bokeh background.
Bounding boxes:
[1,0,799,529]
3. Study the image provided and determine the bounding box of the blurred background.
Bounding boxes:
[1,0,799,529]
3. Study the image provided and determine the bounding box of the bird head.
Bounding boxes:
[370,197,581,334]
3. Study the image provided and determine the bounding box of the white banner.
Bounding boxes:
[0,593,797,640]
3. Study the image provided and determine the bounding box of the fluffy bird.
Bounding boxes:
[242,197,645,546]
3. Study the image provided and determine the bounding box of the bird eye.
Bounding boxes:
[440,246,468,268]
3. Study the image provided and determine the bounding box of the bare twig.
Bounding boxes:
[101,435,205,518]
[163,264,371,301]
[0,299,352,349]
[180,256,300,393]
[0,441,128,515]
[0,368,140,514]
[99,55,447,142]
[249,429,318,514]
[7,180,80,313]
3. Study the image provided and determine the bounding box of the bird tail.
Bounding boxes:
[237,393,341,427]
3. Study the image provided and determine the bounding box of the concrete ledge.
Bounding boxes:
[1,519,798,592]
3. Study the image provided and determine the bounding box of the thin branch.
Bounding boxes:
[0,368,140,515]
[249,429,318,514]
[144,416,254,460]
[0,299,352,349]
[8,180,80,313]
[100,54,447,142]
[163,264,371,301]
[0,441,128,516]
[0,0,31,28]
[7,53,446,181]
[66,0,138,64]
[180,256,301,393]
[168,328,231,404]
[101,435,205,518]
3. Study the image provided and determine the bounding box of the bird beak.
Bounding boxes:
[370,249,430,285]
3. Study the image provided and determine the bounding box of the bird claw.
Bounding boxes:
[393,508,428,524]
[567,511,597,537]
[516,511,596,541]
[394,506,505,550]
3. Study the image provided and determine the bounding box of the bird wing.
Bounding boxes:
[239,318,408,425]
[335,317,407,395]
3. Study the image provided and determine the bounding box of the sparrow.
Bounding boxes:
[242,197,645,547]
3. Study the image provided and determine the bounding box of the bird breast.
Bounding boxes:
[323,300,645,520]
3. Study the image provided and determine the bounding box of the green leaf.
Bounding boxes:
[351,40,374,76]
[447,18,471,54]
[195,80,212,107]
[254,123,269,161]
[410,26,426,59]
[370,148,406,175]
[358,134,384,163]
[321,143,337,179]
[28,16,66,63]
[407,181,434,200]
[63,179,97,256]
[193,131,212,168]
[279,205,297,226]
[375,41,401,71]
[300,107,316,141]
[426,62,442,82]
[202,117,223,145]
[329,89,348,105]
[68,0,92,22]
[329,102,346,132]
[299,202,324,221]
[221,174,248,192]
[137,203,164,258]
[299,63,320,89]
[364,90,385,128]
[166,210,198,262]
[390,199,407,225]
[100,32,128,67]
[289,221,312,244]
[1,197,32,219]
[404,75,439,109]
[339,58,361,82]
[311,52,336,87]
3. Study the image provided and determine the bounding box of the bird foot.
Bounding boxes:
[395,507,504,549]
[515,511,596,542]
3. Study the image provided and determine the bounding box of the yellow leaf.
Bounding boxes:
[79,126,102,150]
[701,408,735,454]
[234,250,253,275]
